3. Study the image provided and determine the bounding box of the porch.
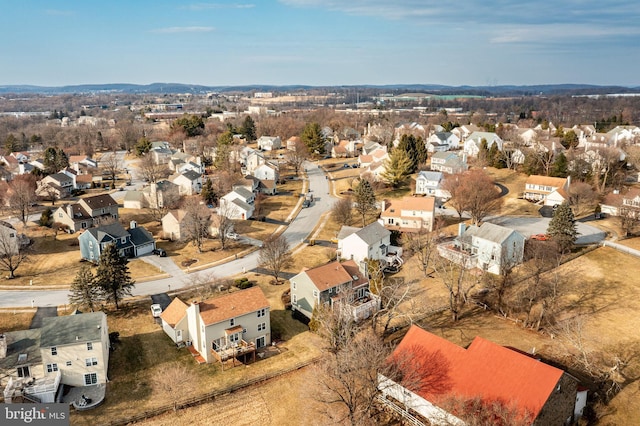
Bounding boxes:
[333,291,381,322]
[437,242,477,269]
[211,340,256,371]
[3,370,61,403]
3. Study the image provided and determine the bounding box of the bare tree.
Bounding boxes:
[568,181,598,217]
[434,254,479,322]
[309,299,357,354]
[137,152,170,184]
[403,220,442,277]
[371,275,425,336]
[147,182,182,222]
[444,169,502,225]
[0,225,29,279]
[618,206,638,237]
[258,234,292,283]
[115,121,141,152]
[150,362,199,411]
[181,197,212,253]
[7,175,37,226]
[331,196,353,227]
[100,149,122,187]
[286,139,309,175]
[211,206,235,250]
[593,146,624,193]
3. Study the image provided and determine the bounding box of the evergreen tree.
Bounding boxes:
[240,115,257,141]
[4,134,19,155]
[200,178,217,206]
[134,137,152,157]
[54,147,69,171]
[68,264,100,312]
[551,152,568,177]
[94,243,135,310]
[381,149,413,188]
[301,122,325,155]
[353,179,377,227]
[488,143,500,167]
[547,203,578,253]
[39,208,52,227]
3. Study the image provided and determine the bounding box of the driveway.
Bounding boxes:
[138,254,186,278]
[29,306,58,329]
[488,216,607,245]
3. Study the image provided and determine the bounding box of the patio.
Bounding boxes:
[63,383,106,411]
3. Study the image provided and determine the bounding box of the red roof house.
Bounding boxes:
[378,325,586,425]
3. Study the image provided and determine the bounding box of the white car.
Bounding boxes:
[151,304,163,318]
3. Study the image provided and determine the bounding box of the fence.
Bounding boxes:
[105,357,321,426]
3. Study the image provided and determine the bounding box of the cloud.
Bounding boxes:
[151,26,215,34]
[184,3,255,10]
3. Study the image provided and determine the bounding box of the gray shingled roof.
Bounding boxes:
[129,226,154,246]
[181,170,202,181]
[39,312,105,348]
[354,221,390,245]
[233,186,254,200]
[462,222,520,244]
[0,329,42,371]
[337,226,360,240]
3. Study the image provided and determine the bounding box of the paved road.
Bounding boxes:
[0,161,335,308]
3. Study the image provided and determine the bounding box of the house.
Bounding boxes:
[123,190,145,210]
[53,194,119,233]
[430,151,467,174]
[523,175,570,206]
[150,146,173,165]
[0,221,20,256]
[337,221,402,267]
[378,325,586,426]
[219,187,255,220]
[252,162,279,182]
[331,145,348,158]
[358,146,389,168]
[380,196,435,232]
[451,124,482,141]
[426,132,460,152]
[69,155,98,169]
[78,221,155,262]
[289,260,380,322]
[463,131,503,157]
[415,171,449,200]
[36,173,74,200]
[437,222,526,275]
[286,136,301,150]
[160,287,271,366]
[600,187,640,217]
[257,136,282,151]
[394,122,427,142]
[1,312,110,403]
[171,170,203,196]
[257,179,277,195]
[161,209,189,241]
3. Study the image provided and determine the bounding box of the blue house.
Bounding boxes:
[78,221,155,262]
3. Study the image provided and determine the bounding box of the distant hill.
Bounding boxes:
[0,82,638,96]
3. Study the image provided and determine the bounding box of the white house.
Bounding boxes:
[430,151,467,174]
[426,132,460,152]
[415,171,449,200]
[160,287,271,366]
[463,131,503,157]
[337,221,402,267]
[171,170,203,196]
[252,162,279,182]
[523,175,570,206]
[437,222,526,275]
[257,136,282,151]
[380,196,435,232]
[219,187,255,220]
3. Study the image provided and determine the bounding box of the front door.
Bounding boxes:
[176,329,183,343]
[256,336,265,349]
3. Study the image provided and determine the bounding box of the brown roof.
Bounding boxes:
[359,154,373,163]
[76,174,93,183]
[304,260,365,292]
[198,286,269,326]
[383,196,435,218]
[525,175,567,188]
[80,193,118,209]
[160,297,188,327]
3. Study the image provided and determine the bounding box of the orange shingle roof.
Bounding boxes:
[160,297,188,327]
[383,196,435,218]
[198,286,269,326]
[525,175,567,188]
[391,326,564,423]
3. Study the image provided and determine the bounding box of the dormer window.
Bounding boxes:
[51,347,57,356]
[121,237,126,244]
[230,318,235,327]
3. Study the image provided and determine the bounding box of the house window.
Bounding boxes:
[87,342,93,351]
[292,294,297,304]
[66,361,72,367]
[58,213,63,218]
[89,241,93,249]
[228,333,239,343]
[46,363,58,373]
[16,366,30,378]
[85,357,98,367]
[292,281,296,290]
[82,222,87,229]
[121,237,126,244]
[84,373,98,385]
[313,290,318,298]
[9,233,15,238]
[257,308,266,318]
[258,322,266,332]
[51,347,57,356]
[229,318,235,327]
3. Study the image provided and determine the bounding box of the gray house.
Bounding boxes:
[53,194,119,233]
[78,221,155,262]
[290,260,379,322]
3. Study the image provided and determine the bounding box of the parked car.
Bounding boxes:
[151,304,163,317]
[302,199,310,208]
[226,232,240,240]
[530,234,549,241]
[152,248,167,257]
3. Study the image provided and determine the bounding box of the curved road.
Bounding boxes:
[0,161,335,308]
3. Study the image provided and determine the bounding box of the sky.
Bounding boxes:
[1,0,639,87]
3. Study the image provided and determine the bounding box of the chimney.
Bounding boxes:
[130,220,137,229]
[191,301,200,316]
[67,204,74,217]
[458,222,467,237]
[0,334,7,359]
[381,200,386,213]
